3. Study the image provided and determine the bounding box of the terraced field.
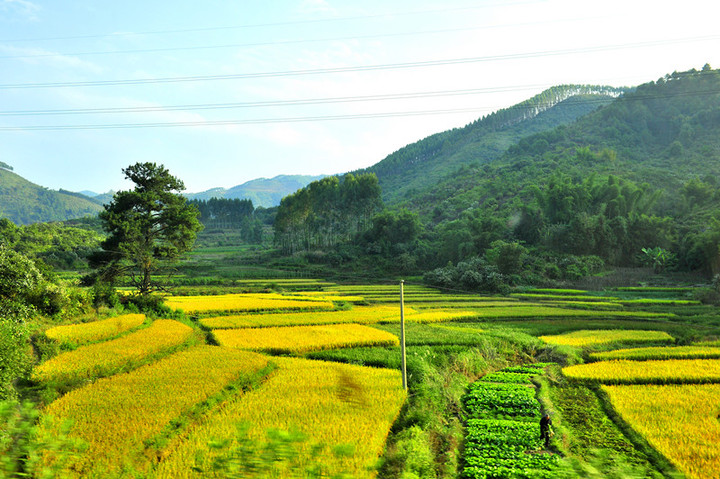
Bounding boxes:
[29,283,720,478]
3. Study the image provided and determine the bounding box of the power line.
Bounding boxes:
[0,107,500,130]
[4,82,720,131]
[2,35,718,90]
[0,85,552,116]
[0,1,538,43]
[0,15,606,61]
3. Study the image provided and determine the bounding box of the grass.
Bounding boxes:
[538,367,672,478]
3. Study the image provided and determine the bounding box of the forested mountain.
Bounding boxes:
[275,67,720,283]
[358,85,625,205]
[0,166,102,225]
[404,65,720,222]
[185,174,325,207]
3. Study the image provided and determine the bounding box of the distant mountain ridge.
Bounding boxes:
[0,168,102,225]
[185,174,326,208]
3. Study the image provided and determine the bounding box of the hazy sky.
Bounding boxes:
[1,0,719,193]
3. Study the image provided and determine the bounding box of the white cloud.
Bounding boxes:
[0,0,40,21]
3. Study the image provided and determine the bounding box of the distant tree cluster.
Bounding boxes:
[0,218,103,270]
[274,173,382,254]
[189,198,263,243]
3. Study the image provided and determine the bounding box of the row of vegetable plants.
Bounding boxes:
[460,364,559,479]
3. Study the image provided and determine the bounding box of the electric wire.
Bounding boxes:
[1,35,717,90]
[0,85,557,116]
[0,0,540,43]
[0,15,609,61]
[5,85,720,132]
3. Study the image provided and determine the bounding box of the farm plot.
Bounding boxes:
[540,329,673,348]
[563,358,720,384]
[44,314,146,346]
[466,306,670,321]
[155,357,406,478]
[212,323,399,354]
[164,293,335,313]
[199,305,407,329]
[32,320,194,385]
[40,346,270,477]
[591,345,720,361]
[603,384,720,479]
[461,364,558,478]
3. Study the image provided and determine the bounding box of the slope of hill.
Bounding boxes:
[359,85,625,205]
[186,174,325,208]
[403,66,720,222]
[0,169,102,225]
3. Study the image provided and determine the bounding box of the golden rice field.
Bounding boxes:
[32,320,194,384]
[591,345,720,361]
[155,357,406,478]
[282,292,366,303]
[212,323,399,353]
[40,346,270,477]
[44,314,145,345]
[603,384,720,479]
[563,358,720,384]
[401,310,480,323]
[164,293,335,313]
[540,329,673,347]
[199,305,409,329]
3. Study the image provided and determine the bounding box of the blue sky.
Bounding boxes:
[1,0,719,193]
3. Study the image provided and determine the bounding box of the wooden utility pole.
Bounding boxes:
[400,279,407,390]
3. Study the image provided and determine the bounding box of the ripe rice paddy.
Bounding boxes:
[40,346,270,477]
[212,323,400,353]
[44,314,146,346]
[155,357,406,478]
[590,345,720,361]
[563,358,720,384]
[603,384,720,479]
[540,329,674,347]
[199,305,407,329]
[164,293,335,313]
[32,320,195,385]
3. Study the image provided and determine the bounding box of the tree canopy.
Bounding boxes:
[90,163,203,295]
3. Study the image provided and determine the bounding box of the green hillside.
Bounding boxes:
[0,168,102,225]
[273,67,720,281]
[404,66,720,222]
[360,85,625,205]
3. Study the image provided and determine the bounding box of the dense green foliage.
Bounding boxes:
[189,198,264,243]
[90,163,203,295]
[274,173,382,254]
[0,218,102,270]
[265,67,720,286]
[0,168,101,225]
